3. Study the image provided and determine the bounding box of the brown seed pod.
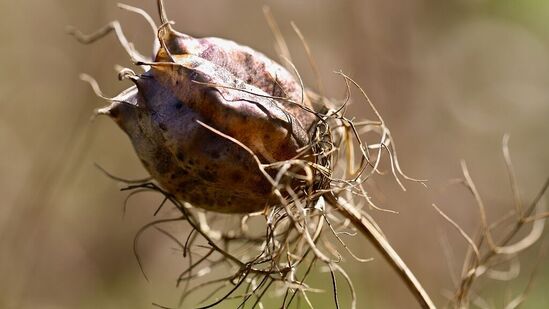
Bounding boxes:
[75,1,318,213]
[102,55,312,213]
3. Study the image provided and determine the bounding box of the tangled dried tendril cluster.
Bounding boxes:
[112,70,423,309]
[432,136,549,308]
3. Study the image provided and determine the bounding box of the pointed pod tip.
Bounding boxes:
[117,67,138,81]
[95,105,113,117]
[95,100,125,118]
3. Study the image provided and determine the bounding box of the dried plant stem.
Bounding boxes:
[326,194,436,309]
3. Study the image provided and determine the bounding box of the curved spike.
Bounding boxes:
[155,0,189,39]
[152,1,194,59]
[155,23,177,62]
[117,67,140,82]
[67,21,149,65]
[118,3,158,32]
[79,73,111,101]
[157,0,171,29]
[117,3,160,56]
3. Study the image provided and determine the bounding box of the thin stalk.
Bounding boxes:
[326,194,436,309]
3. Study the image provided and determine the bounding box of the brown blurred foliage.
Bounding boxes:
[0,0,547,308]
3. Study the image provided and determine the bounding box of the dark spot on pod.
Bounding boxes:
[192,178,205,186]
[230,171,242,182]
[176,151,185,162]
[154,148,173,174]
[176,168,189,177]
[198,169,217,182]
[258,182,272,195]
[176,180,191,192]
[174,101,183,110]
[159,123,167,131]
[235,152,245,163]
[156,161,171,174]
[188,159,195,166]
[171,167,189,179]
[243,52,254,71]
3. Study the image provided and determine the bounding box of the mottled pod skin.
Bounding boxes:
[80,1,321,213]
[158,29,317,131]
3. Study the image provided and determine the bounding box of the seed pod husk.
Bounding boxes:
[103,53,312,213]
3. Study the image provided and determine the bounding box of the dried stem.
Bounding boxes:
[327,194,436,309]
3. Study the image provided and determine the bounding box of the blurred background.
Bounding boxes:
[1,0,548,308]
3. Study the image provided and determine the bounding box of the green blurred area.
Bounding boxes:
[0,0,548,308]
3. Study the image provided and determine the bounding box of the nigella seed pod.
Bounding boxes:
[78,1,318,213]
[101,55,310,213]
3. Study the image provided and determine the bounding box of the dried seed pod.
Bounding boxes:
[83,1,317,213]
[102,55,310,213]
